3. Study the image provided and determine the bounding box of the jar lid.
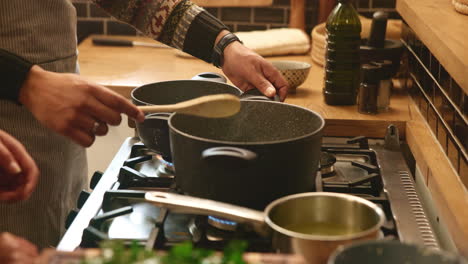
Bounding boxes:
[361,64,382,83]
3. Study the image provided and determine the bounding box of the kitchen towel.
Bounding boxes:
[235,28,310,56]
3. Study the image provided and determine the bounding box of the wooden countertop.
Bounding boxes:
[397,0,468,94]
[77,35,467,257]
[78,35,411,138]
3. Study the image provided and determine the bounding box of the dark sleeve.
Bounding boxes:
[182,10,228,63]
[0,48,33,103]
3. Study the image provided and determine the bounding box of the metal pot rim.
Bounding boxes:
[168,100,325,146]
[264,192,385,241]
[131,80,242,106]
[327,240,467,264]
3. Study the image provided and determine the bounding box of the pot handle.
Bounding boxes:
[145,191,267,235]
[144,112,171,120]
[202,147,257,162]
[191,72,227,83]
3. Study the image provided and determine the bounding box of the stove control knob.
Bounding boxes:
[65,209,79,229]
[77,190,91,209]
[90,171,103,190]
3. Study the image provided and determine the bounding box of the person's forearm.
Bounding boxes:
[0,48,33,103]
[92,0,228,63]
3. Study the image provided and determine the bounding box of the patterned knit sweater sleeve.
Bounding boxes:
[92,0,228,63]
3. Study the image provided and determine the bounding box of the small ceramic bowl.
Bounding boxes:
[271,60,311,93]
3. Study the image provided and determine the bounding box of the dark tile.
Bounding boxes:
[419,96,429,119]
[421,72,434,101]
[437,116,448,153]
[73,2,88,18]
[221,8,251,22]
[77,20,104,43]
[434,84,443,113]
[273,0,290,6]
[307,0,319,8]
[441,97,455,129]
[357,0,370,9]
[372,0,396,8]
[90,3,111,18]
[414,37,423,59]
[107,21,137,35]
[428,106,437,134]
[439,65,450,93]
[447,135,460,171]
[254,7,285,23]
[237,24,268,32]
[450,79,463,109]
[454,114,467,150]
[305,8,318,26]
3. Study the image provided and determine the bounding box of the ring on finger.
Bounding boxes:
[91,122,100,134]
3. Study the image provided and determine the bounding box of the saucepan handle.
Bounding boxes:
[145,191,267,235]
[144,112,171,120]
[191,72,227,83]
[202,147,257,162]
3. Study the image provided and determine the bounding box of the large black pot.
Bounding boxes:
[168,100,325,209]
[131,78,243,160]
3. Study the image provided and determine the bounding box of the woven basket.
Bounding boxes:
[453,0,468,15]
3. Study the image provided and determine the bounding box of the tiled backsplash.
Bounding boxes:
[72,0,398,43]
[401,23,468,187]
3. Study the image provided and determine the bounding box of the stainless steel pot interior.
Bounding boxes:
[169,100,325,144]
[264,192,385,241]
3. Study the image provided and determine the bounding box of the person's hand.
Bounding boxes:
[221,39,289,101]
[19,65,145,147]
[0,130,39,202]
[0,232,38,264]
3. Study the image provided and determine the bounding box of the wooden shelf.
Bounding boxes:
[397,0,468,94]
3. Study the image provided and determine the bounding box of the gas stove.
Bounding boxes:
[58,125,439,253]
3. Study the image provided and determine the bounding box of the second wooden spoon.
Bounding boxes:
[137,94,241,118]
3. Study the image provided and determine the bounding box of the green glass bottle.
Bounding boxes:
[323,0,362,105]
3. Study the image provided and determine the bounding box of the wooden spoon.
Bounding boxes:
[137,94,241,118]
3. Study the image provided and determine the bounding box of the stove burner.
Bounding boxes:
[320,152,337,177]
[207,216,237,231]
[156,155,175,177]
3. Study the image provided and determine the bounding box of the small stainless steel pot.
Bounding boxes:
[145,192,385,264]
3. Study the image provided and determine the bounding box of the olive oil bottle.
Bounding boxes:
[323,0,362,105]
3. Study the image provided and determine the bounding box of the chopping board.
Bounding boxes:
[37,249,307,264]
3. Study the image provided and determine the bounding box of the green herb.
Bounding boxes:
[81,240,248,264]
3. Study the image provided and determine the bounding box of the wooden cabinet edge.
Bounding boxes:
[406,99,468,257]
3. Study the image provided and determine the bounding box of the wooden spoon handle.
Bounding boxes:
[137,105,177,113]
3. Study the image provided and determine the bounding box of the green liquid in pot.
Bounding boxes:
[284,222,361,236]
